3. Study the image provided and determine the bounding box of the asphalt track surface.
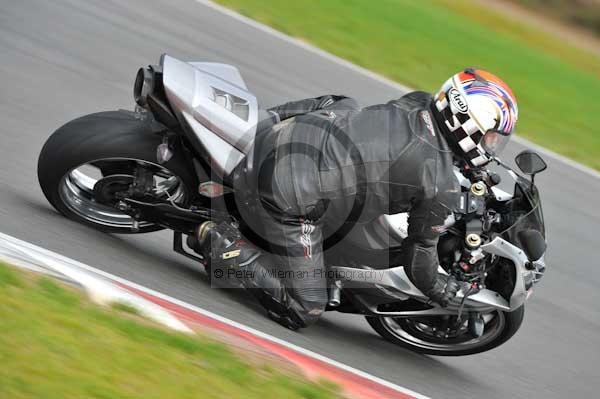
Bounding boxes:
[0,1,598,397]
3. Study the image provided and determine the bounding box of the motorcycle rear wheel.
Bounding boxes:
[366,306,524,356]
[38,111,198,234]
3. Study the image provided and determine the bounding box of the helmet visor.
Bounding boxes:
[481,129,511,156]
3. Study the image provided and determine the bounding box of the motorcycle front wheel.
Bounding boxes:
[366,306,524,356]
[38,111,198,234]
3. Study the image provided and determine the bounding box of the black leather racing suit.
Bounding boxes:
[232,91,460,329]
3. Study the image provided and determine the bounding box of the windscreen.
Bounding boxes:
[500,179,545,244]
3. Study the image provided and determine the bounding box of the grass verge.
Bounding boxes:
[0,262,339,399]
[215,0,600,170]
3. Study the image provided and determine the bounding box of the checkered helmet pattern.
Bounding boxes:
[433,68,518,167]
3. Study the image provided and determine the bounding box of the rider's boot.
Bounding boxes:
[195,221,260,267]
[239,261,307,330]
[192,221,308,330]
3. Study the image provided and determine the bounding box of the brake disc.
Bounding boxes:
[93,174,134,205]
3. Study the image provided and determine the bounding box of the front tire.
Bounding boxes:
[38,111,198,234]
[366,306,525,356]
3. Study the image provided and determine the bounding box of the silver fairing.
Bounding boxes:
[329,235,537,314]
[161,54,259,177]
[480,236,538,310]
[328,264,512,316]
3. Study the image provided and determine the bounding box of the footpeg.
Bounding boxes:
[196,221,217,246]
[328,281,342,307]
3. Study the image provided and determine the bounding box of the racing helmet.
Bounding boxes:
[432,68,518,167]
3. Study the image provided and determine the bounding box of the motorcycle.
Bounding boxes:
[38,54,548,356]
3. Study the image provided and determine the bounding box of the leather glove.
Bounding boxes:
[426,275,461,307]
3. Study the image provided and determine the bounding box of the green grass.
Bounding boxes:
[0,262,339,399]
[110,301,141,315]
[215,0,600,170]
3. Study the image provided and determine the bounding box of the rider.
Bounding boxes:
[202,68,519,330]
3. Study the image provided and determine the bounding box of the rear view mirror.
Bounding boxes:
[515,150,547,175]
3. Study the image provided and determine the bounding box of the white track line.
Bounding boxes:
[194,0,600,180]
[0,232,430,399]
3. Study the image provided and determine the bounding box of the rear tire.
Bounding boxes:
[366,306,525,356]
[38,111,198,234]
